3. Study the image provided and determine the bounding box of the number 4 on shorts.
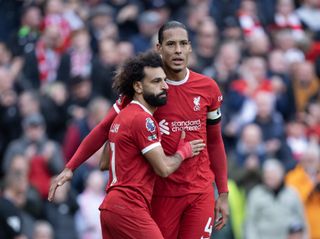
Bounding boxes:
[201,217,212,239]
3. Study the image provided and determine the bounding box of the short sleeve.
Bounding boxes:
[208,79,223,112]
[132,114,161,154]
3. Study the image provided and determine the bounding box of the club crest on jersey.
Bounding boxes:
[146,118,156,133]
[193,96,201,111]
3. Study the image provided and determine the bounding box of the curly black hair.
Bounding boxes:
[113,51,163,99]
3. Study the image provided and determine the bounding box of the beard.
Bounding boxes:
[143,91,167,107]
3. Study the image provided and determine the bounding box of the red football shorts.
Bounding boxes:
[99,190,164,239]
[151,187,215,239]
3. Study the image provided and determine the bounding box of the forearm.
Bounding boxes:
[207,123,228,193]
[161,154,184,177]
[144,147,185,178]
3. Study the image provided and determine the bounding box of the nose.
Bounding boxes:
[175,44,182,54]
[162,80,169,90]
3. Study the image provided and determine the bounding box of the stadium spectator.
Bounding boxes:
[44,182,78,239]
[22,25,62,89]
[296,0,320,32]
[194,17,219,72]
[75,170,105,239]
[9,4,42,57]
[40,82,70,143]
[286,142,320,239]
[32,220,54,239]
[3,113,64,199]
[245,158,306,239]
[0,159,31,239]
[57,28,93,86]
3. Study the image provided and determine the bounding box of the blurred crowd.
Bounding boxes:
[0,0,319,239]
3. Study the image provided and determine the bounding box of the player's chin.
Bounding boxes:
[156,95,167,106]
[170,64,185,72]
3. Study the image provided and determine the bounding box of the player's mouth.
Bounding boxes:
[158,91,167,99]
[172,58,184,65]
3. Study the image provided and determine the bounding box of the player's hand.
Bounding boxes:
[214,192,229,230]
[176,131,205,160]
[48,168,73,202]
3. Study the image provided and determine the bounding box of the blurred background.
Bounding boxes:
[0,0,319,239]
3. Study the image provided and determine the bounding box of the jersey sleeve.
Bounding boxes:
[132,114,161,155]
[208,79,223,111]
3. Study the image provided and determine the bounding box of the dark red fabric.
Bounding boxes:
[207,123,228,193]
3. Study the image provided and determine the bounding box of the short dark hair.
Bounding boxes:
[112,51,163,99]
[158,21,188,44]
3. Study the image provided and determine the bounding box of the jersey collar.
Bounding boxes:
[131,100,153,115]
[166,68,190,86]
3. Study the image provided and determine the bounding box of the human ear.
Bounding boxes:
[133,81,143,94]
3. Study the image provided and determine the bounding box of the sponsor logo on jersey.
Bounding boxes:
[159,119,201,135]
[193,96,201,111]
[172,119,201,132]
[146,118,156,132]
[159,119,170,135]
[110,123,120,133]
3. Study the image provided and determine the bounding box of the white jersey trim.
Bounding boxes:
[166,68,190,86]
[207,108,221,120]
[142,142,161,154]
[113,103,120,114]
[131,100,153,115]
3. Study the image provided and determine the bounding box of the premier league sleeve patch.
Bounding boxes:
[146,117,156,133]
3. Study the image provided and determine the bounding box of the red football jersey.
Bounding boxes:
[102,101,161,211]
[153,69,223,196]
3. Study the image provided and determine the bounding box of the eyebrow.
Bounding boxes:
[151,77,165,81]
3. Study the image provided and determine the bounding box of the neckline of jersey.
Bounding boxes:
[131,100,153,115]
[166,68,190,86]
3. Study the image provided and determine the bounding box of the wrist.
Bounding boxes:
[175,151,186,161]
[176,141,192,160]
[219,192,229,196]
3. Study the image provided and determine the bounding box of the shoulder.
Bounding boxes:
[189,70,221,90]
[133,112,157,129]
[190,70,213,82]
